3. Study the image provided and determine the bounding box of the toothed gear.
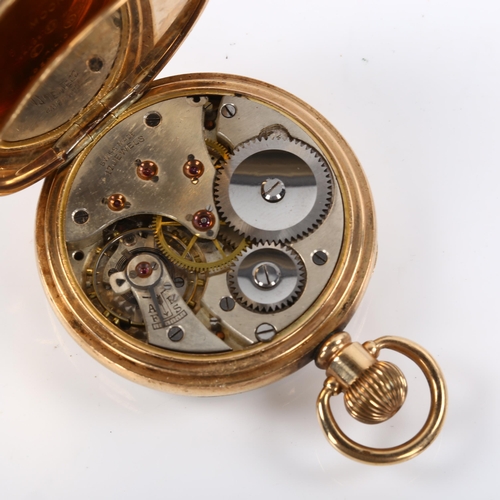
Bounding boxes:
[205,139,230,168]
[154,215,248,273]
[214,135,332,243]
[228,243,306,312]
[217,222,247,247]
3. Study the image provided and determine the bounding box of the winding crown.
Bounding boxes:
[316,333,408,424]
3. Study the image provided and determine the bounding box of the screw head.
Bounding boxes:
[255,323,277,342]
[123,235,137,246]
[168,326,184,342]
[174,277,185,288]
[312,250,329,266]
[221,103,237,118]
[144,111,162,128]
[261,178,286,203]
[219,296,235,312]
[87,56,103,72]
[72,209,89,225]
[252,262,281,289]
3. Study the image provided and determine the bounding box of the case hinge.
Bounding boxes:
[15,81,145,187]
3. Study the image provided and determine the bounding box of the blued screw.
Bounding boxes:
[312,250,329,266]
[168,326,184,342]
[221,103,237,118]
[255,323,277,342]
[220,296,235,312]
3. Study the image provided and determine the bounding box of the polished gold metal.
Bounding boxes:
[0,0,209,195]
[0,0,446,465]
[316,332,408,423]
[36,74,376,396]
[316,332,447,464]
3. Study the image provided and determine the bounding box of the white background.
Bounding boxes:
[0,0,498,498]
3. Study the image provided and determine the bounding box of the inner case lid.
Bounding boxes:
[0,0,208,195]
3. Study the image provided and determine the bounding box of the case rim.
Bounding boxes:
[0,0,208,195]
[35,73,376,396]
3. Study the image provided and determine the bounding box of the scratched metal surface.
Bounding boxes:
[0,1,497,498]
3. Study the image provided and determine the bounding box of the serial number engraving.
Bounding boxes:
[100,132,146,176]
[150,292,188,330]
[29,70,79,114]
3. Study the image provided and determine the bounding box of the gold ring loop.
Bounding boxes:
[317,336,447,465]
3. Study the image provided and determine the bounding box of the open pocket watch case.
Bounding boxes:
[0,0,446,465]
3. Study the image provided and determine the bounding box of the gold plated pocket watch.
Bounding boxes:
[0,0,446,464]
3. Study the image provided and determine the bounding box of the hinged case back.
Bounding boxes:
[0,0,208,195]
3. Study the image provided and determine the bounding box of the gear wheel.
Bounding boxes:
[214,135,332,243]
[205,139,230,168]
[154,215,248,273]
[228,242,306,312]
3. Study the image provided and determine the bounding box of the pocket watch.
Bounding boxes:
[0,0,446,464]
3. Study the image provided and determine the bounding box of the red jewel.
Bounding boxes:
[107,194,126,211]
[192,210,215,231]
[135,261,153,278]
[189,164,201,176]
[183,158,205,180]
[137,160,158,180]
